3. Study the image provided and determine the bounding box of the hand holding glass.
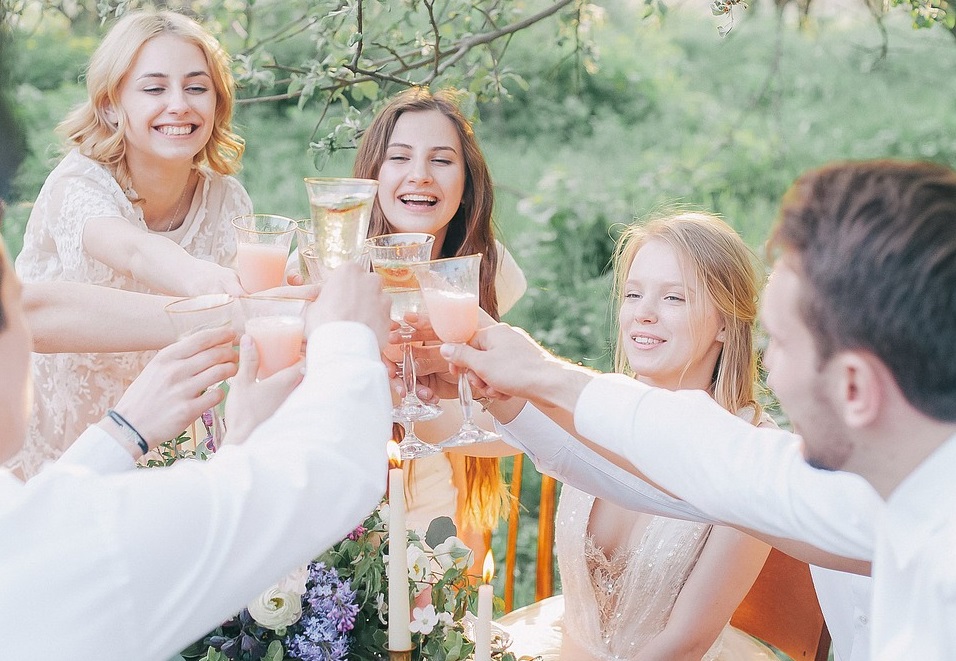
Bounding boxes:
[163,294,236,452]
[413,254,500,447]
[238,296,307,380]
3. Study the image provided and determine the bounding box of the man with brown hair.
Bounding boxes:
[442,160,956,657]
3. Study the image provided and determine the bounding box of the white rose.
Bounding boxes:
[248,586,303,631]
[432,536,473,573]
[276,565,310,596]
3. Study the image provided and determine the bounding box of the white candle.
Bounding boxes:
[475,550,494,661]
[387,442,412,651]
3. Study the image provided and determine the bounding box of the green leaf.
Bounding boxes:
[264,640,285,661]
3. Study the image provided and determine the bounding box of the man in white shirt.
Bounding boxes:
[442,160,956,658]
[0,225,394,658]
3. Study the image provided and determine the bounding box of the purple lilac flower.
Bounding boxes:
[347,525,366,541]
[285,562,357,661]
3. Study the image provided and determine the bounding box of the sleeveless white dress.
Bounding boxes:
[10,149,252,477]
[498,485,778,661]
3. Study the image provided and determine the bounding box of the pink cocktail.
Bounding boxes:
[421,289,478,343]
[237,243,289,292]
[244,315,305,379]
[232,214,297,292]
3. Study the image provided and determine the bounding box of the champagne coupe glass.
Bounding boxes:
[232,214,297,293]
[365,233,442,459]
[413,254,501,447]
[164,294,237,454]
[303,178,378,281]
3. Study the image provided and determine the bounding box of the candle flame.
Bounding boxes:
[482,549,495,584]
[387,440,402,468]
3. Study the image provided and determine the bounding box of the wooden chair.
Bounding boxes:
[501,453,557,612]
[730,548,831,661]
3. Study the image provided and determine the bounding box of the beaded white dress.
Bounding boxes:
[499,485,778,661]
[10,149,252,477]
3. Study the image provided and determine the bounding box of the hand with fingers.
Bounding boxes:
[108,327,239,453]
[305,262,392,348]
[224,334,305,445]
[439,323,562,402]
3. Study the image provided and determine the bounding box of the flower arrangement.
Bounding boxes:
[178,502,517,661]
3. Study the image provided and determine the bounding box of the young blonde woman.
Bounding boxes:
[353,87,527,568]
[11,9,252,476]
[487,213,778,660]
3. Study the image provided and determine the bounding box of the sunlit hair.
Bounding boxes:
[612,212,763,422]
[359,87,506,532]
[57,9,244,193]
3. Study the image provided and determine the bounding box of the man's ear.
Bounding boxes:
[830,351,882,429]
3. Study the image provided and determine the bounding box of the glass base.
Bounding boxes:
[438,424,501,448]
[393,400,443,423]
[398,435,442,459]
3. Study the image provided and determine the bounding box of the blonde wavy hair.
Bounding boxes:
[611,212,764,422]
[58,9,244,193]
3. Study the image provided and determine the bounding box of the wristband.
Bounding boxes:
[106,408,149,456]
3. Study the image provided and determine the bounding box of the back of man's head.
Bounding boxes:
[770,160,956,422]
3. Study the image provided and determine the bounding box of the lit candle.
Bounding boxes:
[387,441,412,652]
[475,550,494,661]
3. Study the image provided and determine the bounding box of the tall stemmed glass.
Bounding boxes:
[303,178,378,280]
[366,233,443,459]
[413,254,501,447]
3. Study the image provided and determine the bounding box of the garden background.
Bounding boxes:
[3,0,956,613]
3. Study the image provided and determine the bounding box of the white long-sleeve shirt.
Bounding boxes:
[0,321,391,660]
[574,373,955,659]
[497,400,873,660]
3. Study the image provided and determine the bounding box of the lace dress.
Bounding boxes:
[499,485,777,661]
[10,149,252,477]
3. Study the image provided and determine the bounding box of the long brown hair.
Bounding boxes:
[359,88,507,533]
[58,9,244,194]
[612,212,763,422]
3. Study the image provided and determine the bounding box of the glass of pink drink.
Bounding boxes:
[413,253,500,448]
[232,214,297,292]
[164,294,237,453]
[239,296,307,379]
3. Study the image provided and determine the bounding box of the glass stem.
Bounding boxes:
[457,370,476,429]
[400,337,419,406]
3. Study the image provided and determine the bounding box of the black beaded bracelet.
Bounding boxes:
[106,408,149,456]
